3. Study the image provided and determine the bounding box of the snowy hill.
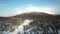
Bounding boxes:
[0,12,60,34]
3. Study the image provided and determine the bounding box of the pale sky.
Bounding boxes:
[0,0,60,16]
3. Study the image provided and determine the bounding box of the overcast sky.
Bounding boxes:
[0,0,60,16]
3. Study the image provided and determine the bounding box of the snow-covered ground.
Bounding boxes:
[1,19,33,34]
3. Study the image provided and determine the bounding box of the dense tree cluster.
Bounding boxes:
[0,12,60,34]
[23,18,60,34]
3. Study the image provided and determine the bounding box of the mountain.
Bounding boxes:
[0,12,60,34]
[11,12,54,20]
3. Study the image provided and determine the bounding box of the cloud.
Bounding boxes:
[0,4,56,17]
[15,4,55,15]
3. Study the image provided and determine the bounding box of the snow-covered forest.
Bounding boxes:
[0,12,60,34]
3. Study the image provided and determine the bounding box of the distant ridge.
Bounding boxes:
[0,12,60,19]
[11,12,53,17]
[0,12,52,17]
